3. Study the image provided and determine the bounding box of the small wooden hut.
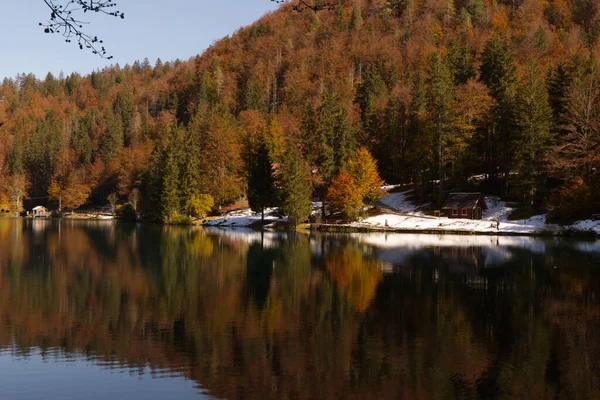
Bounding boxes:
[32,206,51,218]
[441,193,487,220]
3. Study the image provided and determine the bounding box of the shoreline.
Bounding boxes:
[3,215,598,238]
[203,220,599,238]
[309,223,597,238]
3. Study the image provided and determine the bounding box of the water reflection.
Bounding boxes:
[0,219,599,399]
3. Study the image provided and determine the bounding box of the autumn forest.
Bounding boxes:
[1,0,600,221]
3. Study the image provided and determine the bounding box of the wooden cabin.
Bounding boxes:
[32,206,51,218]
[441,193,487,220]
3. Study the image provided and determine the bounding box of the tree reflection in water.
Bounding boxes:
[0,219,599,399]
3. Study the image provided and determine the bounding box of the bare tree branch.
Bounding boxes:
[40,0,124,59]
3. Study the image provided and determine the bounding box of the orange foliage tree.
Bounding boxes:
[327,147,384,220]
[326,168,363,220]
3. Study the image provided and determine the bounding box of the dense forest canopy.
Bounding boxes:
[1,0,600,221]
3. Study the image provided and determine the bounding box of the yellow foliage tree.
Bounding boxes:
[346,147,385,206]
[265,114,284,163]
[326,168,363,220]
[186,194,214,218]
[0,193,10,213]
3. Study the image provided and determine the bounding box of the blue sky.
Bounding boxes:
[0,0,279,80]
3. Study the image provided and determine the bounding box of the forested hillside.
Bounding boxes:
[1,0,599,221]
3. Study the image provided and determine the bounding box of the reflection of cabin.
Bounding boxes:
[441,193,487,220]
[32,206,51,218]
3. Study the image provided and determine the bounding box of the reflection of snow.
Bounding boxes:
[344,232,600,268]
[203,226,284,249]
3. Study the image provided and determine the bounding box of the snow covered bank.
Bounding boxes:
[357,191,597,237]
[203,190,599,237]
[203,208,286,227]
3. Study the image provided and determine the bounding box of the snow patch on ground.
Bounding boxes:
[355,191,593,236]
[203,191,599,237]
[570,219,600,235]
[378,190,424,215]
[203,208,285,227]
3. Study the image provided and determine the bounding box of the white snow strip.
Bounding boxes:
[203,192,599,237]
[203,208,285,227]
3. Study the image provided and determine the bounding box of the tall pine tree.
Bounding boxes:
[514,62,554,206]
[279,142,312,226]
[248,137,276,220]
[427,53,454,203]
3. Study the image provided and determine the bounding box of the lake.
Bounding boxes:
[0,219,599,399]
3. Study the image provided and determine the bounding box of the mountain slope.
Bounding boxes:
[0,0,599,219]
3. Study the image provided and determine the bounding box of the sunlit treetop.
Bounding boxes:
[40,0,124,59]
[270,0,335,12]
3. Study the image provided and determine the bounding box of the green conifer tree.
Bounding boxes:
[480,34,518,194]
[248,138,276,220]
[160,131,182,220]
[279,142,312,226]
[514,62,554,206]
[427,53,454,203]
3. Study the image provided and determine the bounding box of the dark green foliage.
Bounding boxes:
[279,142,312,226]
[427,53,454,202]
[113,91,137,146]
[8,132,24,175]
[448,40,476,84]
[160,132,183,219]
[547,63,571,127]
[514,63,554,205]
[243,74,266,112]
[72,114,94,165]
[356,66,387,145]
[142,140,166,221]
[142,128,184,221]
[247,139,276,219]
[480,34,518,194]
[407,71,430,197]
[25,111,64,197]
[300,102,318,165]
[248,23,270,38]
[44,72,59,97]
[100,109,124,161]
[117,202,137,222]
[316,89,355,183]
[480,35,518,101]
[377,96,408,182]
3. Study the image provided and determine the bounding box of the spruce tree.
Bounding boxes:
[8,132,24,175]
[547,63,571,130]
[279,142,312,226]
[317,89,354,182]
[316,89,355,216]
[480,34,518,194]
[142,139,166,221]
[427,53,454,203]
[300,102,318,165]
[514,62,554,206]
[248,138,276,220]
[160,132,182,220]
[100,109,124,161]
[243,74,266,111]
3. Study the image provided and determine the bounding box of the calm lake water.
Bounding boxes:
[0,219,599,399]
